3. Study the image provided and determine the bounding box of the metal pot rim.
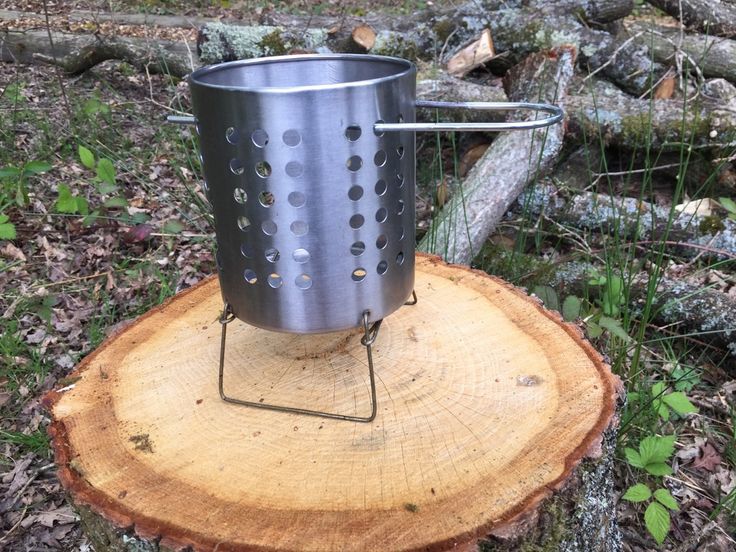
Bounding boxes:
[188,53,415,94]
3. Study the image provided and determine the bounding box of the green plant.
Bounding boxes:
[0,429,50,457]
[623,435,680,544]
[0,213,16,239]
[73,144,128,223]
[719,197,736,221]
[629,381,698,422]
[0,160,52,207]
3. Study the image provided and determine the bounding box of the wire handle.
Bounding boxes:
[167,101,563,132]
[374,100,563,133]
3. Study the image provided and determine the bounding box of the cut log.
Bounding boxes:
[0,29,194,77]
[416,76,736,152]
[447,29,495,77]
[45,255,620,551]
[419,47,574,265]
[647,0,736,38]
[628,22,736,84]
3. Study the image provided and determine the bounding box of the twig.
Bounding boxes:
[41,0,72,124]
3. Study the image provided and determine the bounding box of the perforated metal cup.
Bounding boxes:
[179,54,562,334]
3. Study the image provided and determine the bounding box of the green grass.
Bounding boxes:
[0,429,51,457]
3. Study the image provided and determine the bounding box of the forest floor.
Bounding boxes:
[1,1,735,551]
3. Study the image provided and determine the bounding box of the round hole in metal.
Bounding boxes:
[350,241,365,256]
[258,191,275,207]
[240,243,253,258]
[352,268,367,282]
[348,185,363,201]
[262,220,277,235]
[396,173,404,187]
[229,158,245,175]
[283,129,301,147]
[347,156,362,172]
[215,251,222,271]
[290,220,308,237]
[345,125,362,141]
[398,225,405,241]
[295,274,313,290]
[396,251,405,265]
[398,114,404,123]
[397,199,405,215]
[376,234,387,249]
[233,187,247,204]
[375,207,388,223]
[377,260,388,275]
[268,273,283,288]
[199,153,204,167]
[255,161,272,178]
[237,216,251,231]
[374,120,385,137]
[293,248,310,263]
[202,179,209,192]
[195,124,202,136]
[251,129,269,148]
[397,145,405,158]
[288,191,306,208]
[244,269,257,284]
[374,150,387,167]
[349,214,364,229]
[225,127,240,144]
[265,248,280,263]
[285,161,303,178]
[375,179,387,196]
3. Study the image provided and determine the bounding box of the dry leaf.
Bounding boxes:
[1,242,27,262]
[691,442,721,471]
[674,197,717,217]
[654,75,675,100]
[435,177,449,208]
[459,143,490,176]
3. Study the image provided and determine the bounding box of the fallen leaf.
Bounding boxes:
[674,197,717,217]
[459,143,490,177]
[691,442,721,471]
[654,75,675,100]
[1,242,27,262]
[123,224,153,244]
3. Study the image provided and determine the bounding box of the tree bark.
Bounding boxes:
[45,255,620,551]
[418,47,575,265]
[646,0,736,38]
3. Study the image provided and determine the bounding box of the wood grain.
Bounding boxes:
[46,255,616,551]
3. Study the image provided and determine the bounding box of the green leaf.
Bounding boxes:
[586,321,603,338]
[22,160,52,175]
[645,501,670,545]
[599,316,631,341]
[719,197,736,215]
[562,295,582,322]
[645,462,673,476]
[622,483,651,502]
[651,382,666,397]
[0,214,8,224]
[103,196,128,208]
[96,158,116,185]
[96,180,118,195]
[656,401,670,421]
[78,145,95,169]
[662,392,698,416]
[672,367,699,392]
[625,447,644,468]
[162,219,184,234]
[654,488,679,511]
[0,166,21,179]
[608,275,624,299]
[55,185,88,215]
[639,435,676,466]
[0,219,16,239]
[533,285,560,312]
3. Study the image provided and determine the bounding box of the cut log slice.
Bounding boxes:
[46,254,617,551]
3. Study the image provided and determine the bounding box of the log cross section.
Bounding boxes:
[46,255,617,551]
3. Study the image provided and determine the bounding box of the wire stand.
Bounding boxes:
[218,291,417,422]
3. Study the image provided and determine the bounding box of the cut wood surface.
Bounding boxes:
[45,255,617,551]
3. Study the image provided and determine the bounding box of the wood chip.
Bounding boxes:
[351,24,375,51]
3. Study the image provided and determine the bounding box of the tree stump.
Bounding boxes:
[45,255,619,551]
